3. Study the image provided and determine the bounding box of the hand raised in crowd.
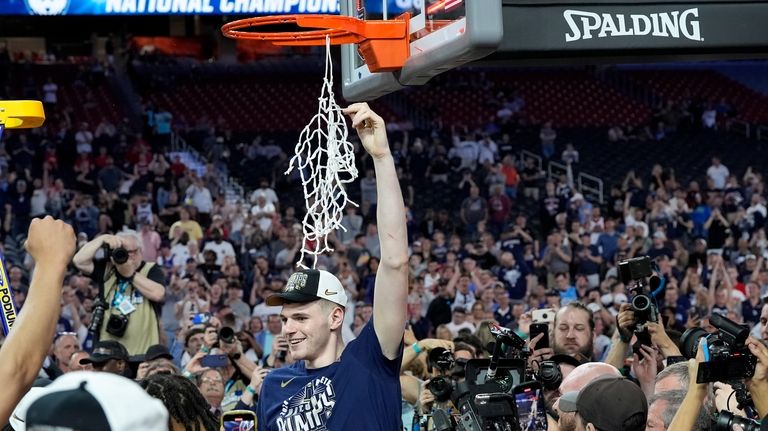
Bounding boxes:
[418,382,436,414]
[248,366,270,395]
[220,334,243,356]
[136,361,151,380]
[685,311,702,329]
[632,344,659,399]
[616,303,636,341]
[527,333,553,371]
[184,351,210,375]
[272,334,289,357]
[687,338,708,401]
[646,321,682,358]
[25,216,76,268]
[203,326,218,349]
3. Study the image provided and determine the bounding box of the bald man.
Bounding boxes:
[554,362,621,431]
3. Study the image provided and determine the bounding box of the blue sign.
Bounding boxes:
[0,0,337,15]
[0,0,411,15]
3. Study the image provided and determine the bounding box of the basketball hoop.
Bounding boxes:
[221,14,410,72]
[223,14,408,268]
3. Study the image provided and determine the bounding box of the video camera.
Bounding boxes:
[618,256,661,348]
[427,347,458,402]
[419,324,555,431]
[680,313,757,383]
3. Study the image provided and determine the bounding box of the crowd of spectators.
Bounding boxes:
[4,56,768,431]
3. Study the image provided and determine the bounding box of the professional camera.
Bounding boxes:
[680,313,757,383]
[102,244,130,265]
[427,347,457,402]
[712,410,760,431]
[106,313,128,337]
[219,327,236,344]
[618,256,660,349]
[533,360,563,390]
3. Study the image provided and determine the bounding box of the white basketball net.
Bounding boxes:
[285,36,359,269]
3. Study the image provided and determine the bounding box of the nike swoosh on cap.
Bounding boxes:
[324,289,337,296]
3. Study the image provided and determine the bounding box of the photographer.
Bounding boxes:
[73,231,165,355]
[188,324,259,411]
[416,342,478,430]
[606,302,682,370]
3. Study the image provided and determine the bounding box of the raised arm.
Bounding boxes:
[0,217,75,420]
[344,103,409,360]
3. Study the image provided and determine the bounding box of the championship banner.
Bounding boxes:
[0,249,18,336]
[0,0,409,15]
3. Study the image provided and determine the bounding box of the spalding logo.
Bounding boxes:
[25,0,69,15]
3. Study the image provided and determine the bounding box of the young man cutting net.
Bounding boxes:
[257,103,409,431]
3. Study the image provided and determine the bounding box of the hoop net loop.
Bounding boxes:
[284,36,359,269]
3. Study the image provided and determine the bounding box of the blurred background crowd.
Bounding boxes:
[3,28,768,430]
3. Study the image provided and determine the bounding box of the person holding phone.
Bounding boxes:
[256,104,409,431]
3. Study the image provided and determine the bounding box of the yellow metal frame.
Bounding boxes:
[0,100,46,129]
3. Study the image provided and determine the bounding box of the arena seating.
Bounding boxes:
[7,64,124,126]
[406,69,652,128]
[622,69,768,123]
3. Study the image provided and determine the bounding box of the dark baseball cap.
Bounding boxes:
[266,269,347,307]
[137,344,173,363]
[79,340,129,365]
[559,377,647,431]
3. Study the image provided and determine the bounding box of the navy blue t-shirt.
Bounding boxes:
[258,320,403,431]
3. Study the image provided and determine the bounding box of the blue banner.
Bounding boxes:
[0,0,415,15]
[0,0,416,15]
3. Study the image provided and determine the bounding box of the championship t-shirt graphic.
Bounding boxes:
[276,377,336,431]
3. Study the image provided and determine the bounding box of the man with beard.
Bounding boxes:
[529,303,595,365]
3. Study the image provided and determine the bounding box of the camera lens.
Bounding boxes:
[219,327,236,344]
[631,295,650,311]
[715,411,761,431]
[427,377,454,402]
[680,327,709,359]
[112,247,129,264]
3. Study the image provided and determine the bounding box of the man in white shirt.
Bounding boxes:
[74,123,94,155]
[203,228,236,266]
[185,177,214,223]
[250,192,276,232]
[707,157,729,190]
[249,178,279,207]
[449,135,479,170]
[445,307,476,337]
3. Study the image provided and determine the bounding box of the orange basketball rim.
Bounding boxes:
[221,13,410,73]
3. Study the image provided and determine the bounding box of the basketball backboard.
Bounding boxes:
[341,0,768,101]
[340,0,504,101]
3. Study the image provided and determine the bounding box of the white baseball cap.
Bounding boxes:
[15,371,168,431]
